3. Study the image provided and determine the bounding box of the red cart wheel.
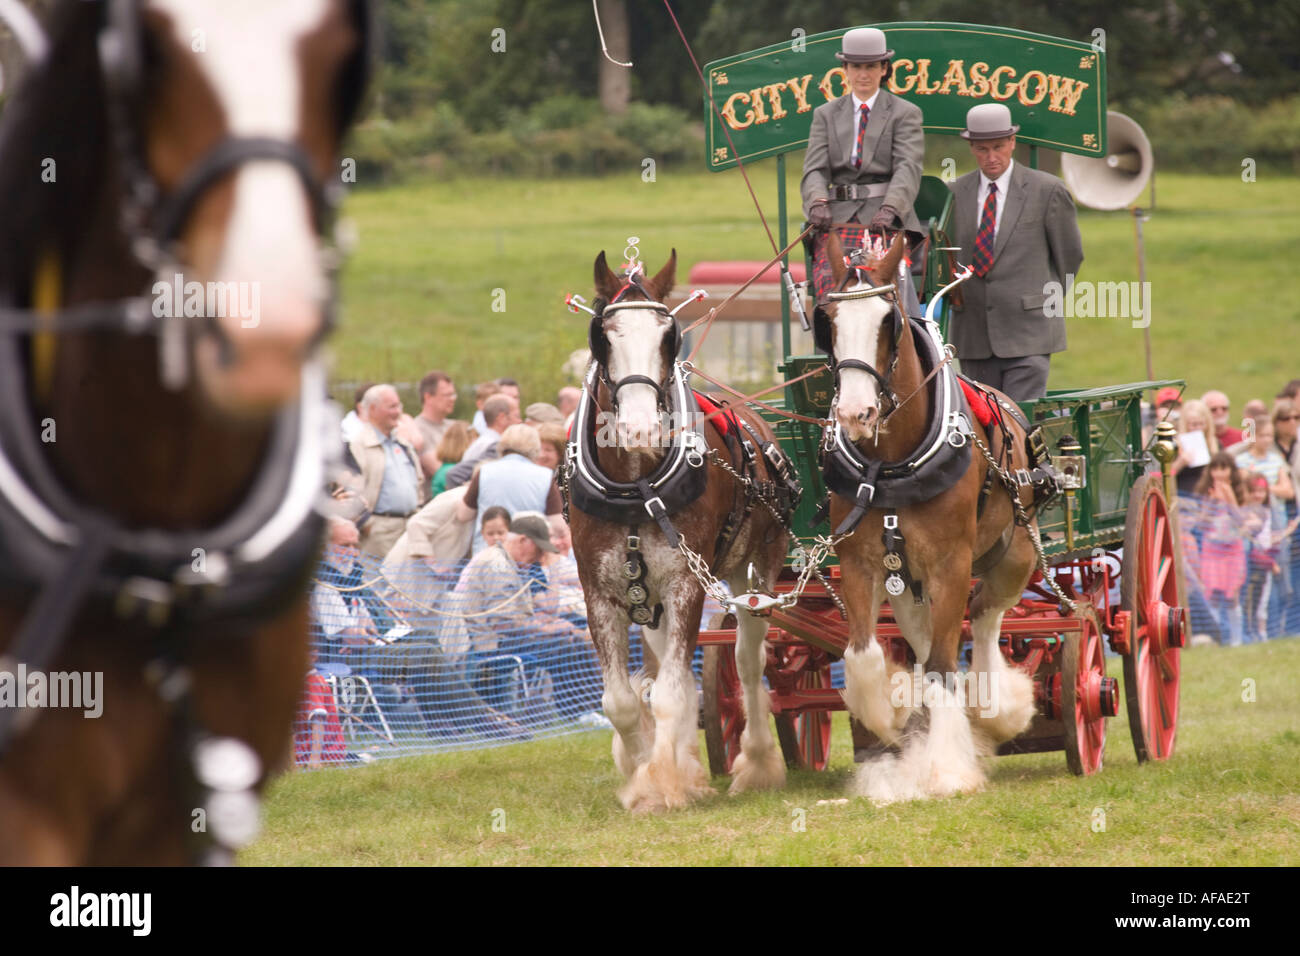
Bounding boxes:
[701,644,744,776]
[774,660,834,771]
[1121,474,1187,763]
[1061,604,1116,775]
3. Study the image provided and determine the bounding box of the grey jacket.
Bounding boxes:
[947,163,1084,360]
[800,89,924,234]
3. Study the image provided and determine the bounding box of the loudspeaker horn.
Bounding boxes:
[1061,111,1153,211]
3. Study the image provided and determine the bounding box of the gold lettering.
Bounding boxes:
[887,58,916,94]
[818,67,848,102]
[748,88,770,124]
[786,74,814,113]
[938,59,970,96]
[989,65,1017,100]
[1047,75,1090,115]
[913,58,941,94]
[1018,70,1048,106]
[760,82,789,120]
[968,61,991,97]
[719,91,755,130]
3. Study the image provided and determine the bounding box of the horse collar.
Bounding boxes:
[821,318,975,536]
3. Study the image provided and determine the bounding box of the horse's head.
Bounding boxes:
[821,231,908,443]
[590,248,679,453]
[119,0,372,415]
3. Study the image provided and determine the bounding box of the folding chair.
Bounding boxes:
[316,661,395,744]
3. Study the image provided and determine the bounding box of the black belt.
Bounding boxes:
[373,510,412,518]
[830,180,889,201]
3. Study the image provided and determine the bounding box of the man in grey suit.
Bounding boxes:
[948,103,1084,401]
[800,28,925,315]
[801,27,924,236]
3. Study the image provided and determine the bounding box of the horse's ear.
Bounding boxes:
[594,251,620,299]
[827,232,847,288]
[648,248,677,300]
[870,232,907,287]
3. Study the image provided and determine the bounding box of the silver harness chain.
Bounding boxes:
[681,448,849,618]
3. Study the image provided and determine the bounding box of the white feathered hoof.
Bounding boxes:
[729,743,786,794]
[619,753,715,813]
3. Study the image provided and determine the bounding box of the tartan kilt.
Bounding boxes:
[810,225,867,303]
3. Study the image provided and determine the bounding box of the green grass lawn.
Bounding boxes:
[333,167,1300,415]
[245,638,1300,866]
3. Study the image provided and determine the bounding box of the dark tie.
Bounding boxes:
[853,103,869,169]
[972,182,998,277]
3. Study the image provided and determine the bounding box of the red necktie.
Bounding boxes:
[853,103,869,169]
[972,182,997,277]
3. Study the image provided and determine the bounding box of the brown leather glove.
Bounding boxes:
[808,199,832,230]
[869,204,899,229]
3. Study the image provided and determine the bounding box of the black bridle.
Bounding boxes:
[587,270,682,413]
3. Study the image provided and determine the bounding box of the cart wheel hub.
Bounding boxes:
[1080,669,1108,723]
[1098,676,1119,718]
[1147,599,1187,653]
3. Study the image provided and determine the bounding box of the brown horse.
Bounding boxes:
[566,249,794,812]
[0,0,370,863]
[820,232,1043,802]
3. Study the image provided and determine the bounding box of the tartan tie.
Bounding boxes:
[972,182,997,277]
[853,103,869,169]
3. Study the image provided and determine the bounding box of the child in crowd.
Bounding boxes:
[480,506,511,549]
[1193,452,1247,645]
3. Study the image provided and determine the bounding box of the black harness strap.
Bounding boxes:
[833,458,882,537]
[0,519,112,756]
[634,477,682,549]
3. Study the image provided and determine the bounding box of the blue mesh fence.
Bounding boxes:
[295,548,623,768]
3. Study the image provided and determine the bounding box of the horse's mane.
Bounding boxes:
[0,1,115,305]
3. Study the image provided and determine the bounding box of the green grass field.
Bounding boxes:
[246,639,1300,866]
[333,168,1300,413]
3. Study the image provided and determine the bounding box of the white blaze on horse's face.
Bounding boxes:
[150,0,340,414]
[833,291,893,442]
[605,308,671,452]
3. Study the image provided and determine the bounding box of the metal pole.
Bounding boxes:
[1029,144,1039,171]
[777,153,792,408]
[777,154,791,359]
[1134,207,1152,380]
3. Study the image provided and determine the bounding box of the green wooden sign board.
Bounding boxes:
[703,22,1107,171]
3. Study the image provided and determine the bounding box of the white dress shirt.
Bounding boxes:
[976,159,1014,243]
[850,90,881,166]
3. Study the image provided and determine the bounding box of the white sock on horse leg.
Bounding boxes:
[843,640,902,745]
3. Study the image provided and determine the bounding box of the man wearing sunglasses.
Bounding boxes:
[1202,390,1243,447]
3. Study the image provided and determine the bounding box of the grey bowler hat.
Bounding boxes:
[835,28,893,64]
[510,512,558,553]
[961,103,1021,140]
